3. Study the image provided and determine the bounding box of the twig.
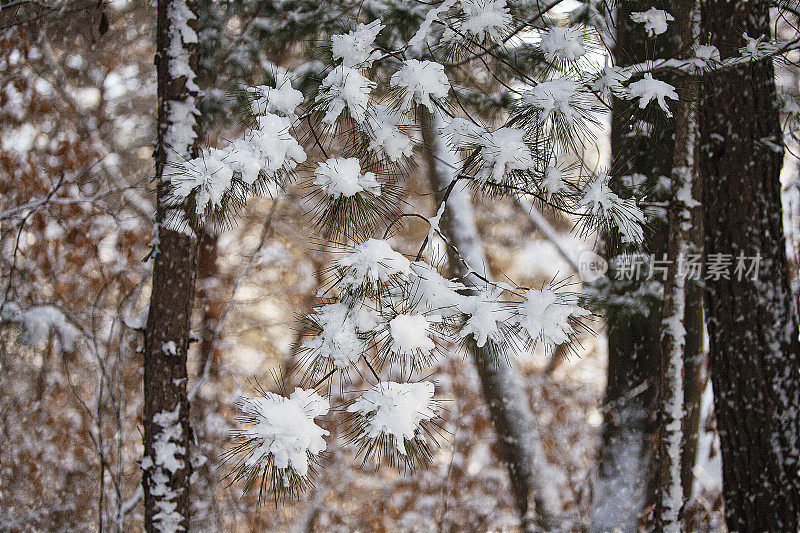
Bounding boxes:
[189,201,279,401]
[514,195,581,273]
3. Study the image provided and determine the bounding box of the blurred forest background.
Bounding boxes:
[2,0,799,530]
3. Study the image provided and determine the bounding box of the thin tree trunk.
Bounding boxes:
[142,0,199,530]
[420,110,558,531]
[698,0,800,529]
[591,2,677,529]
[680,275,705,502]
[196,230,221,379]
[654,0,698,525]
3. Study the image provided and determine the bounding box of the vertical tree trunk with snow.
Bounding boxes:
[654,0,698,526]
[420,110,557,531]
[680,271,705,502]
[592,2,677,529]
[194,0,221,382]
[698,0,800,529]
[143,0,199,530]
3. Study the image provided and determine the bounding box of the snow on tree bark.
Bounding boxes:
[654,0,699,526]
[420,109,558,531]
[143,0,199,530]
[591,2,677,529]
[699,0,800,529]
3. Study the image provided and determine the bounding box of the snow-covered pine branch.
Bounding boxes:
[169,0,658,504]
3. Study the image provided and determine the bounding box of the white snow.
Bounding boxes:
[630,8,674,37]
[162,0,198,195]
[693,44,721,62]
[237,388,330,478]
[162,340,178,356]
[440,116,485,148]
[147,403,185,532]
[740,32,775,60]
[460,0,511,41]
[174,148,234,214]
[364,105,414,162]
[347,381,436,455]
[389,313,437,356]
[539,26,585,61]
[303,302,374,368]
[331,20,384,68]
[338,239,411,288]
[580,173,645,244]
[543,166,564,199]
[0,303,80,351]
[458,285,512,347]
[316,66,376,124]
[523,78,581,125]
[314,157,381,198]
[390,59,450,111]
[592,64,627,95]
[515,286,589,351]
[249,82,304,119]
[626,73,678,117]
[475,127,535,183]
[408,0,458,51]
[171,112,305,214]
[243,113,306,179]
[409,261,468,317]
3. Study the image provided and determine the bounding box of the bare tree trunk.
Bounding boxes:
[196,230,221,379]
[699,0,800,528]
[420,110,558,531]
[654,1,698,526]
[142,0,199,530]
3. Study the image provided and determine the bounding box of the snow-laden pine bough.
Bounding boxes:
[159,0,797,507]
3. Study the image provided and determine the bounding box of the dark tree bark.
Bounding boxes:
[196,230,221,380]
[698,0,800,529]
[421,110,558,531]
[592,1,679,528]
[142,0,199,530]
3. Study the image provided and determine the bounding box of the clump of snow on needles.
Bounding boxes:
[539,26,585,61]
[580,173,646,244]
[303,302,377,368]
[441,117,485,148]
[389,313,438,356]
[543,166,565,199]
[236,388,330,479]
[626,73,678,117]
[314,157,381,198]
[459,285,513,347]
[331,20,384,68]
[249,82,304,119]
[347,381,436,455]
[630,7,674,37]
[317,66,376,124]
[523,77,582,125]
[170,79,306,218]
[476,127,535,183]
[338,239,411,288]
[364,105,414,162]
[390,59,450,111]
[459,0,511,41]
[515,286,590,351]
[409,261,468,317]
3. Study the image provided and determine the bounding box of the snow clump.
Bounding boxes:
[347,381,437,455]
